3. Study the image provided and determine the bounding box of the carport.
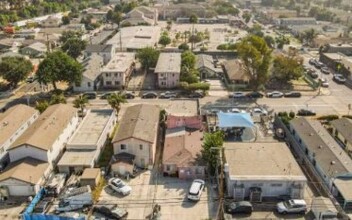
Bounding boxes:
[217,112,256,141]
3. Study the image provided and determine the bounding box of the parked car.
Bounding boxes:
[314,61,324,69]
[319,78,329,88]
[251,108,268,116]
[108,178,132,196]
[123,91,135,99]
[100,92,114,99]
[266,91,284,98]
[321,67,330,74]
[306,68,318,79]
[284,91,301,98]
[93,204,128,220]
[141,92,158,99]
[246,91,264,98]
[333,74,346,84]
[228,108,241,113]
[225,201,253,214]
[83,92,97,99]
[297,109,316,116]
[277,199,307,215]
[308,58,317,66]
[189,91,204,98]
[187,179,205,201]
[159,91,177,99]
[231,92,246,99]
[26,76,35,83]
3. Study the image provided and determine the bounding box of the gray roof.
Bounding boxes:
[81,54,103,81]
[196,54,222,73]
[331,118,352,145]
[24,42,47,53]
[290,118,352,176]
[57,150,96,167]
[102,52,135,73]
[67,109,114,149]
[224,142,306,181]
[155,53,181,73]
[85,44,114,53]
[112,104,160,143]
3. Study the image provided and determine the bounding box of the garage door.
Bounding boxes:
[7,185,35,196]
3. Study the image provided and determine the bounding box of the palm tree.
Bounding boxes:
[73,94,88,117]
[107,92,127,113]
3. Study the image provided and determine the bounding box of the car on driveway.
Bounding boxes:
[297,109,316,116]
[159,91,177,99]
[225,201,253,214]
[83,92,97,99]
[333,74,346,84]
[142,92,158,99]
[230,92,246,99]
[93,204,128,219]
[108,178,132,196]
[321,67,330,74]
[187,179,205,201]
[284,91,301,98]
[246,91,264,98]
[251,108,268,116]
[277,199,307,215]
[266,91,284,98]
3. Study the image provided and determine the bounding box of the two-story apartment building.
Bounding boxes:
[155,53,181,88]
[0,105,39,168]
[290,118,352,210]
[73,54,104,92]
[7,104,79,167]
[84,44,116,65]
[101,53,135,89]
[112,104,160,169]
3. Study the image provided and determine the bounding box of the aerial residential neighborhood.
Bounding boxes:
[0,0,352,220]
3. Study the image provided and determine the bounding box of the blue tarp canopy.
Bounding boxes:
[217,112,254,128]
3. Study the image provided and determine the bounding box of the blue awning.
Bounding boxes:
[217,112,254,128]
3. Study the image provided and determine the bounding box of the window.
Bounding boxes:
[195,167,202,174]
[114,73,118,77]
[139,145,143,150]
[106,73,111,77]
[87,82,91,87]
[299,139,302,144]
[115,81,120,85]
[172,73,175,77]
[120,144,126,150]
[271,183,283,187]
[166,165,171,171]
[106,81,112,86]
[161,73,164,77]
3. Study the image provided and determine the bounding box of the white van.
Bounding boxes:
[187,179,205,201]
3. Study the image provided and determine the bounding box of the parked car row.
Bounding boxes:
[225,199,307,216]
[229,91,302,99]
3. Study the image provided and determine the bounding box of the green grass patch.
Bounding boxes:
[98,141,113,167]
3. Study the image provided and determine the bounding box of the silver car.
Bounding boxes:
[277,199,307,214]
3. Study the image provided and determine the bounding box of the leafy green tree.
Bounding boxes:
[137,47,160,71]
[73,94,88,116]
[264,35,275,48]
[49,93,67,105]
[301,28,317,47]
[272,55,304,83]
[275,35,290,49]
[0,57,33,87]
[62,15,70,25]
[237,35,272,90]
[201,131,224,175]
[35,100,49,113]
[181,51,196,70]
[107,92,127,113]
[178,43,190,50]
[59,30,83,44]
[61,38,87,59]
[36,51,83,90]
[248,24,264,37]
[180,51,198,83]
[189,14,198,24]
[242,12,251,23]
[158,33,171,47]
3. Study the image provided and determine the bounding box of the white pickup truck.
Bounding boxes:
[312,197,338,220]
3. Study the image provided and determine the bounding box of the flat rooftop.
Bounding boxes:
[165,100,198,116]
[155,53,181,73]
[102,53,135,73]
[57,150,96,167]
[67,109,114,148]
[224,142,306,180]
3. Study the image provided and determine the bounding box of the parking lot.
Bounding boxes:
[98,171,218,220]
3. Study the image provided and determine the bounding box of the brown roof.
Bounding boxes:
[163,128,203,167]
[331,118,352,145]
[0,157,49,184]
[9,104,77,151]
[112,104,160,143]
[81,168,100,180]
[223,59,250,81]
[0,104,38,147]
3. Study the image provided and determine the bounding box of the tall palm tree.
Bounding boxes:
[73,94,88,117]
[107,92,127,113]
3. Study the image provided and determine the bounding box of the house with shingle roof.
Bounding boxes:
[196,54,223,79]
[0,104,39,169]
[8,104,79,166]
[73,54,103,92]
[112,104,160,169]
[0,157,50,196]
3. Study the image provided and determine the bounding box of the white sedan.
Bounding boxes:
[108,178,132,196]
[266,91,284,98]
[251,108,268,116]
